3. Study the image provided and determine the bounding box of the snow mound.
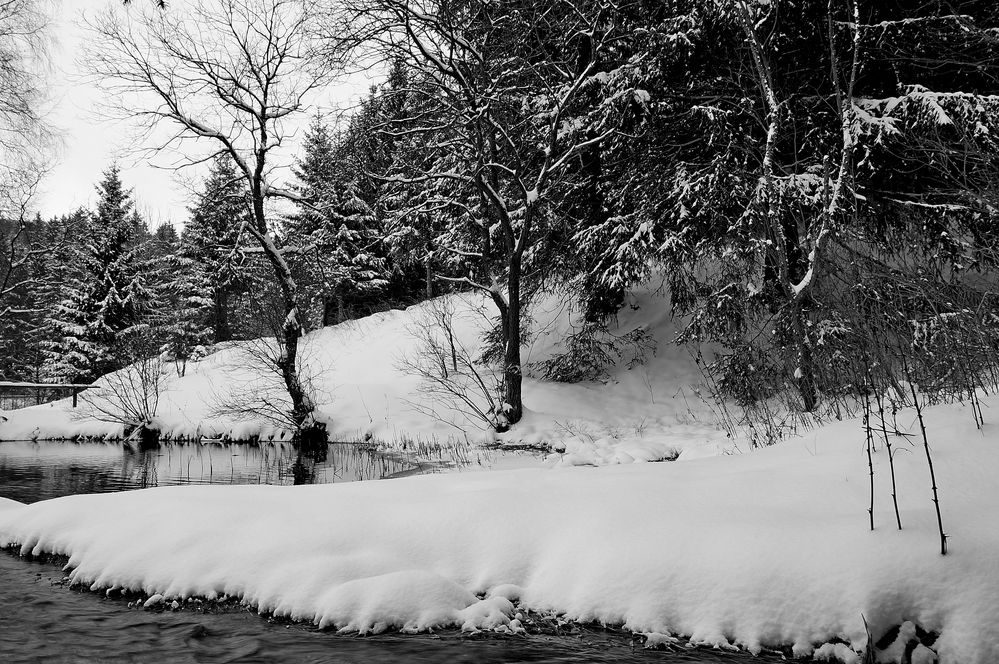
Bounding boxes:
[0,285,727,462]
[2,395,998,662]
[311,570,481,633]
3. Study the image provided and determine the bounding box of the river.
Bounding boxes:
[0,440,784,663]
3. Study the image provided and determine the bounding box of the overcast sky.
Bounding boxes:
[36,0,376,228]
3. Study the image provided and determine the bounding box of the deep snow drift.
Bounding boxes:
[0,286,727,463]
[2,395,998,663]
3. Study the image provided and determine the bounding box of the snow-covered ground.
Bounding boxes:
[0,285,728,463]
[2,287,998,662]
[2,395,997,663]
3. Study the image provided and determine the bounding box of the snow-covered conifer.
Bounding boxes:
[43,167,154,382]
[179,155,254,343]
[286,114,389,326]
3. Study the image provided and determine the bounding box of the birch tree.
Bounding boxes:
[87,0,335,440]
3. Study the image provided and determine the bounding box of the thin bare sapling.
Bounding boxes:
[397,297,507,433]
[79,333,166,448]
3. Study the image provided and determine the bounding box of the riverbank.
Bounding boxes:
[0,287,731,465]
[0,552,781,664]
[2,395,997,664]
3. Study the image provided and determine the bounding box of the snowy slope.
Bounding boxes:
[0,285,728,461]
[2,396,997,663]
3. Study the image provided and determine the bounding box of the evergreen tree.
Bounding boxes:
[179,155,253,343]
[43,167,154,382]
[157,250,212,376]
[153,221,178,247]
[286,114,388,327]
[0,212,62,381]
[368,60,456,304]
[568,1,999,415]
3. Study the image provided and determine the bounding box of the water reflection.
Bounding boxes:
[0,440,424,504]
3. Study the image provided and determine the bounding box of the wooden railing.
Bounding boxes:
[0,382,94,410]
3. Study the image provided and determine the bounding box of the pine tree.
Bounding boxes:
[153,221,178,247]
[368,60,454,304]
[567,1,999,417]
[43,167,154,382]
[134,218,209,376]
[286,114,388,327]
[0,212,60,381]
[157,251,212,376]
[179,155,253,343]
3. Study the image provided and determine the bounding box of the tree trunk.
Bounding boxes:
[322,297,336,326]
[791,309,819,412]
[214,288,232,342]
[502,251,524,428]
[425,257,433,300]
[783,221,818,412]
[137,424,161,450]
[249,192,320,442]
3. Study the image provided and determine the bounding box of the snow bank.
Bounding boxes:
[0,286,727,461]
[2,396,997,662]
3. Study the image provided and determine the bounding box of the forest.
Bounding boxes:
[2,0,999,444]
[4,3,999,662]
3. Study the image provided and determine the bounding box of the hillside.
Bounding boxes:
[0,285,730,463]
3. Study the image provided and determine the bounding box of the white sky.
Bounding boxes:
[36,0,378,228]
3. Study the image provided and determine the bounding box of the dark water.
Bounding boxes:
[0,441,784,663]
[0,555,781,664]
[0,440,425,504]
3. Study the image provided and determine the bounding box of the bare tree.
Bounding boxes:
[210,333,331,446]
[396,296,506,431]
[329,0,622,429]
[0,0,54,355]
[208,290,331,445]
[0,0,49,162]
[0,164,52,318]
[86,0,336,441]
[80,334,167,448]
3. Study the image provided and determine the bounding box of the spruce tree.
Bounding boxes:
[0,212,57,381]
[43,167,154,382]
[179,155,253,343]
[287,114,388,326]
[156,250,212,376]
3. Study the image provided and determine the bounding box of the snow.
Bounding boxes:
[3,284,999,661]
[2,395,999,662]
[791,266,814,296]
[0,285,727,464]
